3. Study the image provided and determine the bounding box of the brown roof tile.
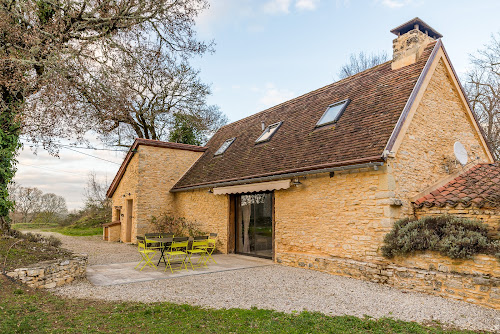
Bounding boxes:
[172,42,438,190]
[414,163,500,208]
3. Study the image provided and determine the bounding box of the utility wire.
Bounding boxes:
[62,147,122,165]
[18,163,83,176]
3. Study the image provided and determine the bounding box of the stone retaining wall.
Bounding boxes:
[277,252,500,310]
[6,254,87,289]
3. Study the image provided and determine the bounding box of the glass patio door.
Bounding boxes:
[235,192,273,258]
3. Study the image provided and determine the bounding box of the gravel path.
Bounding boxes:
[23,230,140,265]
[33,231,500,332]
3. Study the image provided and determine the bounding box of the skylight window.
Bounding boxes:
[316,99,350,127]
[214,138,235,155]
[256,122,282,143]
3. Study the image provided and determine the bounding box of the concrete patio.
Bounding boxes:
[87,254,273,286]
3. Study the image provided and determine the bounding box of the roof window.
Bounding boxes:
[256,122,282,143]
[214,138,235,155]
[316,99,350,127]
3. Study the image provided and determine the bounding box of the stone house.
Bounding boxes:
[106,18,499,308]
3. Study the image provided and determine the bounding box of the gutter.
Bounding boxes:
[170,159,385,193]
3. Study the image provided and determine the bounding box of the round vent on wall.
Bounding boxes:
[454,141,468,166]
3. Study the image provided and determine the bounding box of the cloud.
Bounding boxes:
[379,0,413,8]
[296,0,320,11]
[263,0,292,14]
[258,83,296,108]
[15,142,123,210]
[196,0,254,36]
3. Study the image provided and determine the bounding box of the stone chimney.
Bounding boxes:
[391,17,442,70]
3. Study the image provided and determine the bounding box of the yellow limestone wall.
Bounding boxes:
[110,145,203,243]
[111,153,139,243]
[389,59,490,216]
[135,146,203,238]
[173,190,230,253]
[275,169,390,263]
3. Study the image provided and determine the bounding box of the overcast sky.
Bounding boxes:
[15,0,500,210]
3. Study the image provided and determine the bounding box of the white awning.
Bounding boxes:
[213,179,291,195]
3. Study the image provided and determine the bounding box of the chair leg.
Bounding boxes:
[186,253,195,270]
[165,255,174,273]
[140,251,157,271]
[135,257,145,269]
[207,248,216,264]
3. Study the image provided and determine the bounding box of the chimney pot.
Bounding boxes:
[390,18,442,70]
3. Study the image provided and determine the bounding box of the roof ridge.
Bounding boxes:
[219,43,437,131]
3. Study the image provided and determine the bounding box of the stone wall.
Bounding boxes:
[6,254,88,289]
[135,145,203,238]
[103,222,121,242]
[111,153,139,243]
[415,205,500,227]
[110,145,203,243]
[390,58,491,218]
[278,252,499,309]
[274,169,396,263]
[173,189,230,253]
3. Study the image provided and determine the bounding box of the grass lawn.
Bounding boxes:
[12,222,102,236]
[11,223,59,230]
[0,276,490,334]
[44,226,102,236]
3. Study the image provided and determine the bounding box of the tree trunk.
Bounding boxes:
[0,87,23,235]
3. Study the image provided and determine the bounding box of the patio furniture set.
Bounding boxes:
[135,233,218,273]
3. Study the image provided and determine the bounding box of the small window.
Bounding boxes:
[214,138,235,155]
[316,99,350,127]
[256,122,282,143]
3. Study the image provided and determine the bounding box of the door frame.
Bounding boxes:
[125,199,133,243]
[232,192,274,260]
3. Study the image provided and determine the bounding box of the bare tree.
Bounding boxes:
[57,44,227,147]
[464,33,500,161]
[337,51,389,80]
[1,0,212,232]
[84,172,110,210]
[40,193,67,217]
[14,187,43,224]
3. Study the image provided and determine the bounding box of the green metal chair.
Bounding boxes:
[194,233,217,264]
[164,237,189,273]
[135,236,157,271]
[145,233,163,252]
[206,233,218,264]
[187,236,209,269]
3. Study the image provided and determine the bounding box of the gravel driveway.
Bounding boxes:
[33,231,500,332]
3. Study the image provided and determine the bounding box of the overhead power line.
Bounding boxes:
[62,147,122,165]
[18,163,83,176]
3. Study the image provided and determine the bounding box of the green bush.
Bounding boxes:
[150,214,206,237]
[381,215,499,260]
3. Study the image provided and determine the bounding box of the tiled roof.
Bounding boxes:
[414,163,500,208]
[172,42,437,190]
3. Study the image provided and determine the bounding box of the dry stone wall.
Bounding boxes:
[415,205,500,227]
[278,252,499,309]
[6,254,87,289]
